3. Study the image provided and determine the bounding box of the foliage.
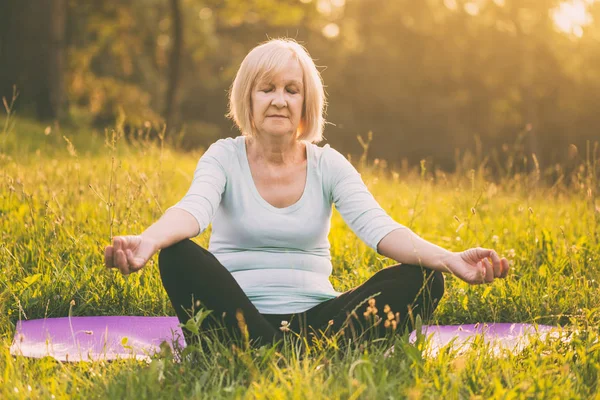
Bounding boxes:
[0,116,599,398]
[8,0,595,169]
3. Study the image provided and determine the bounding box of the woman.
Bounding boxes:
[104,38,509,346]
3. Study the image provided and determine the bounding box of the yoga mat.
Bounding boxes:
[9,316,185,362]
[406,323,558,357]
[10,317,557,362]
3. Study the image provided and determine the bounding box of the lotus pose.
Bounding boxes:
[104,38,509,345]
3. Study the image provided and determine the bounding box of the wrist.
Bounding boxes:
[438,251,459,274]
[139,232,161,252]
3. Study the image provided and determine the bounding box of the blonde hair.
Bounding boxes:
[227,38,326,143]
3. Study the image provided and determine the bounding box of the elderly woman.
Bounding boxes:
[104,38,509,346]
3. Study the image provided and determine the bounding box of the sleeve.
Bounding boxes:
[325,146,405,250]
[166,140,229,236]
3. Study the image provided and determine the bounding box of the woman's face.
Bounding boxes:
[251,57,304,140]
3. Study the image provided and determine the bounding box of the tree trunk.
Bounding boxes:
[0,0,66,120]
[165,0,183,133]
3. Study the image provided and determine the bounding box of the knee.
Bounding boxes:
[383,264,445,301]
[429,271,445,303]
[158,239,195,273]
[406,265,445,302]
[372,264,407,281]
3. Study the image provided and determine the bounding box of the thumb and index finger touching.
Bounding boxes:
[474,247,510,280]
[104,235,145,275]
[103,236,122,269]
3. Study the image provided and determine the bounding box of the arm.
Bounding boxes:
[105,140,230,275]
[325,147,405,249]
[377,227,453,271]
[324,146,508,285]
[378,228,509,284]
[140,207,199,250]
[104,208,199,275]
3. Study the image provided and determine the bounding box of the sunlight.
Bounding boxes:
[317,0,332,15]
[443,0,458,10]
[316,0,345,15]
[464,2,481,16]
[322,22,340,38]
[552,0,595,38]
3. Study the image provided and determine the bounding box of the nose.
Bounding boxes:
[271,90,286,108]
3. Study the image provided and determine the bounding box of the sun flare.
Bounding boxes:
[552,0,595,37]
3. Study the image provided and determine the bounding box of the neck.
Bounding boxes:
[247,133,303,165]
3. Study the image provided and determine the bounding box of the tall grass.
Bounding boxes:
[0,114,599,398]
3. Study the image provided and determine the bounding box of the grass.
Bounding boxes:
[0,114,599,399]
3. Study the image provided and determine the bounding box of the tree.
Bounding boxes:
[164,0,183,132]
[0,0,67,120]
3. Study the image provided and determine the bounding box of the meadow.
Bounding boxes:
[1,115,599,399]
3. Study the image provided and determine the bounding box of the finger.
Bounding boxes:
[475,261,486,284]
[475,247,492,260]
[482,258,494,283]
[500,257,510,278]
[490,250,502,278]
[113,236,123,255]
[115,248,130,275]
[104,246,114,268]
[126,249,143,272]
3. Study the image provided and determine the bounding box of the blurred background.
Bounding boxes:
[1,0,599,171]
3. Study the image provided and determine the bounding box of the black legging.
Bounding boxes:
[158,239,444,346]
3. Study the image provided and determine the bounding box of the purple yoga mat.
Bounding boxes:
[406,323,557,357]
[10,316,185,362]
[10,317,556,362]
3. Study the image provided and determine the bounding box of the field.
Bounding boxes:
[1,116,599,399]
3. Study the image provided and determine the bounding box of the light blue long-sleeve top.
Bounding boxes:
[169,136,404,314]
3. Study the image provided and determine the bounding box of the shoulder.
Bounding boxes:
[201,136,242,164]
[194,137,243,177]
[309,143,358,193]
[205,136,240,155]
[310,143,349,166]
[310,142,355,175]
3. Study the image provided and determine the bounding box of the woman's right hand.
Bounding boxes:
[104,235,159,275]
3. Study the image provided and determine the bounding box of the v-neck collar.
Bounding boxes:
[238,136,311,214]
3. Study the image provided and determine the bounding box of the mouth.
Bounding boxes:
[268,115,288,118]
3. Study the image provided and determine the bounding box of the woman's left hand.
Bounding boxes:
[443,248,510,285]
